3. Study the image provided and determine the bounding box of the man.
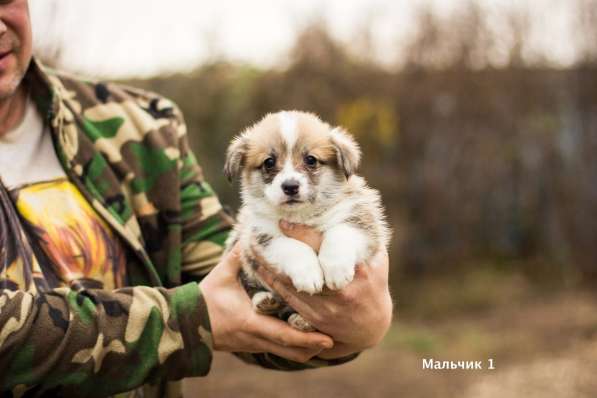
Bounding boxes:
[0,1,393,396]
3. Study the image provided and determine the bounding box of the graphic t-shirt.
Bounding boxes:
[0,98,127,292]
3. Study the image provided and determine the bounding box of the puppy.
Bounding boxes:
[224,110,390,331]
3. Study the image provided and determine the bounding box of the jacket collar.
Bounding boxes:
[26,57,80,166]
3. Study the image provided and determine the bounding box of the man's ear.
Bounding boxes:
[330,127,361,178]
[224,135,248,182]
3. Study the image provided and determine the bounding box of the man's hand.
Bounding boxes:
[253,222,393,359]
[199,244,334,363]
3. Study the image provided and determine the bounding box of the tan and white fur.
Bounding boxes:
[224,110,390,331]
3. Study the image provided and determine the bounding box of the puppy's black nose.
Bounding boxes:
[282,180,300,196]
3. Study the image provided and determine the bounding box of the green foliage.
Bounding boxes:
[336,98,398,158]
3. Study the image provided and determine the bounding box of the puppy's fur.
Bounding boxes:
[225,111,390,331]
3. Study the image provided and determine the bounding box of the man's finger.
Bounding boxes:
[279,220,323,252]
[368,247,389,269]
[253,336,323,363]
[254,262,321,322]
[222,243,243,272]
[353,247,389,280]
[249,312,333,349]
[354,262,369,279]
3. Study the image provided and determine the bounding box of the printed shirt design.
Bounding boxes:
[3,178,127,291]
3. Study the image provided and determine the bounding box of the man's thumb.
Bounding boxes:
[223,243,243,272]
[279,220,322,252]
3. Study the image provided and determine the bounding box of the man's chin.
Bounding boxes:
[0,73,24,101]
[0,59,29,101]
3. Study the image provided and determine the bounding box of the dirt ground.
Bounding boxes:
[183,285,597,398]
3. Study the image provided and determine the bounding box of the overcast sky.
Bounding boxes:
[29,0,578,78]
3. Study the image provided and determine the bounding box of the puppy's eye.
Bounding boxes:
[262,157,276,170]
[304,155,318,167]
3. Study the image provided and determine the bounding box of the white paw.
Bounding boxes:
[262,236,324,294]
[288,268,324,294]
[319,252,355,290]
[288,313,315,332]
[252,291,282,314]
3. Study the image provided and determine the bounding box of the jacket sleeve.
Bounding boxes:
[232,351,360,371]
[172,108,359,371]
[0,283,212,396]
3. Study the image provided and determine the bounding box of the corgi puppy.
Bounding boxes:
[224,110,390,331]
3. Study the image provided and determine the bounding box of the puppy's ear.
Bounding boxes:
[330,127,361,178]
[224,135,248,182]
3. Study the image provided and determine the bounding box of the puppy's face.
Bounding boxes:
[225,111,361,211]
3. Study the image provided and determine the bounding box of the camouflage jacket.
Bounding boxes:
[0,60,355,398]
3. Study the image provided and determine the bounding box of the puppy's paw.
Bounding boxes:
[288,269,325,294]
[263,237,324,294]
[288,313,315,332]
[252,291,282,314]
[319,251,355,290]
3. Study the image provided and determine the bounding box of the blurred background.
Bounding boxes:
[32,0,597,396]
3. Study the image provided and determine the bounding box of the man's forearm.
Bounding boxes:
[0,283,212,396]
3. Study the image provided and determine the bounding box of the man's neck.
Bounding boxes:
[0,84,28,138]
